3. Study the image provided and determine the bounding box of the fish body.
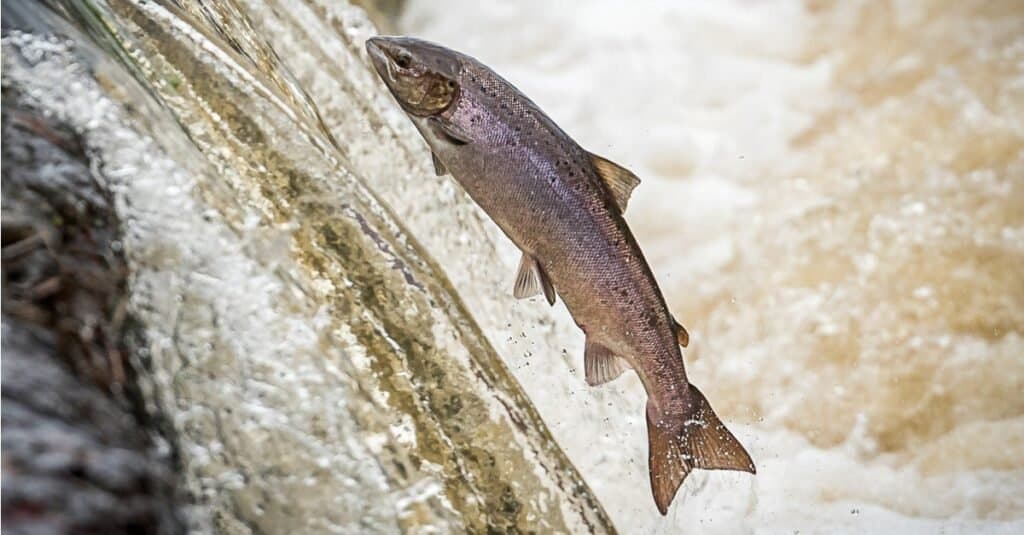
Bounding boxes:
[366,36,754,515]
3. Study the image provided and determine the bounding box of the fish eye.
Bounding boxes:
[446,79,456,89]
[395,51,413,69]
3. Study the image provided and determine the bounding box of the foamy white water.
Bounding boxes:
[402,1,1024,533]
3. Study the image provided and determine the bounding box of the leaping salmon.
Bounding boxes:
[366,35,755,515]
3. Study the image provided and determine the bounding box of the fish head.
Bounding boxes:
[366,36,461,117]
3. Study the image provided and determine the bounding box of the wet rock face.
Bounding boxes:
[1,91,183,535]
[2,95,128,390]
[1,331,182,535]
[1,0,615,532]
[350,0,407,32]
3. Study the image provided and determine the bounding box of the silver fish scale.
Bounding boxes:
[368,35,755,515]
[439,56,689,406]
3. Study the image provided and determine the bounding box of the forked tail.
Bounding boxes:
[646,383,755,515]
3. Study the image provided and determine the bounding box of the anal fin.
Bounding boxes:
[584,339,631,386]
[512,253,556,306]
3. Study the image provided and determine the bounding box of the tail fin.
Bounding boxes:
[646,383,755,515]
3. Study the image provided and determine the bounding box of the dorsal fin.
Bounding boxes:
[588,152,641,212]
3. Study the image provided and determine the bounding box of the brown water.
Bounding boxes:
[713,0,1023,461]
[405,0,1024,531]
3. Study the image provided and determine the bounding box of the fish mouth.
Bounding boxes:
[365,36,396,80]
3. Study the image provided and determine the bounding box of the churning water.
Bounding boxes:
[3,0,1020,533]
[404,1,1024,533]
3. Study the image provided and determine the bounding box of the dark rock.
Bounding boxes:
[1,89,184,535]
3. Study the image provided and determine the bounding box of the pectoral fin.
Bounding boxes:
[429,117,471,145]
[584,339,631,386]
[431,152,447,176]
[513,254,556,306]
[588,152,641,212]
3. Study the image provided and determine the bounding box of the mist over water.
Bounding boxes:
[404,1,1024,532]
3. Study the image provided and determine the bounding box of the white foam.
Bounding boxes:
[403,1,1024,532]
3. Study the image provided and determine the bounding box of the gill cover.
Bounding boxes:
[366,36,461,117]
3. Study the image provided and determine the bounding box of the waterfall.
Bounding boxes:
[2,1,613,532]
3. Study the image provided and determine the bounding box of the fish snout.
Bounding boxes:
[364,36,462,116]
[365,36,391,76]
